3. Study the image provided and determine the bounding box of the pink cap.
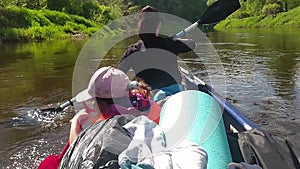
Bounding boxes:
[75,67,130,102]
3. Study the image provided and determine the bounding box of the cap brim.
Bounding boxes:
[75,88,94,102]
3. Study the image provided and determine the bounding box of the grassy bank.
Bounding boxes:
[0,6,108,42]
[215,6,300,29]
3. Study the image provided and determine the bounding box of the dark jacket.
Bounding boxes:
[117,35,195,89]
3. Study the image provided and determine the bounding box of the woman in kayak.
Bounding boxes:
[38,66,161,169]
[117,5,196,102]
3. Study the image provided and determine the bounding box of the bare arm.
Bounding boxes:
[69,109,89,144]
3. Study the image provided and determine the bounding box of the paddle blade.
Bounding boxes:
[198,0,241,24]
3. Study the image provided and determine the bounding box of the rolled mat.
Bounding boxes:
[159,90,232,169]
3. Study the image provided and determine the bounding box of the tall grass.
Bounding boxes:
[215,6,300,29]
[0,6,104,42]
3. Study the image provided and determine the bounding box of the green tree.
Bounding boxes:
[262,3,282,16]
[0,0,11,8]
[284,0,300,11]
[172,0,207,22]
[129,0,207,22]
[25,0,46,9]
[0,0,47,9]
[47,0,69,11]
[229,0,299,19]
[98,0,137,15]
[245,0,266,16]
[81,1,101,20]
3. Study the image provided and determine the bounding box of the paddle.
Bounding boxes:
[174,0,246,130]
[40,0,240,114]
[179,66,255,131]
[40,98,76,113]
[175,0,241,37]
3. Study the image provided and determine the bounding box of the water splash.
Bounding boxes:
[1,104,74,128]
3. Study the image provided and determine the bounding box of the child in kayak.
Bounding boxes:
[128,80,160,124]
[38,66,161,169]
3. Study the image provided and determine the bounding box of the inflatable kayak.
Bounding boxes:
[176,66,300,169]
[43,67,300,169]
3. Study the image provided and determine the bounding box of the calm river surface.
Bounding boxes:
[0,28,299,168]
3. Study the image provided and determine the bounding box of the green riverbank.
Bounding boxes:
[0,6,98,42]
[215,6,300,29]
[1,4,299,43]
[0,6,125,43]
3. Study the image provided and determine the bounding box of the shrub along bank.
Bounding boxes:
[0,6,104,42]
[215,6,300,29]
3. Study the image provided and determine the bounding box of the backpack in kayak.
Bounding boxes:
[59,115,135,169]
[236,128,300,169]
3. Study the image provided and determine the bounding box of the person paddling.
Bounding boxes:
[116,5,196,102]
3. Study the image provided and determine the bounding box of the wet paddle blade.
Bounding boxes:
[198,0,241,24]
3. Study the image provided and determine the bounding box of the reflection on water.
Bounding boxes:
[0,28,300,167]
[0,40,85,114]
[206,29,300,158]
[209,29,300,116]
[0,40,85,168]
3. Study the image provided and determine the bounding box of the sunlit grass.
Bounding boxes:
[0,6,103,42]
[215,6,300,29]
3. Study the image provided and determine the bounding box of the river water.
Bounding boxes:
[0,28,299,168]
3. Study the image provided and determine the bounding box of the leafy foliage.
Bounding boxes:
[215,0,299,28]
[0,0,139,42]
[47,0,69,11]
[0,6,100,42]
[262,3,282,16]
[129,0,207,22]
[216,6,300,28]
[0,0,299,42]
[235,0,300,17]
